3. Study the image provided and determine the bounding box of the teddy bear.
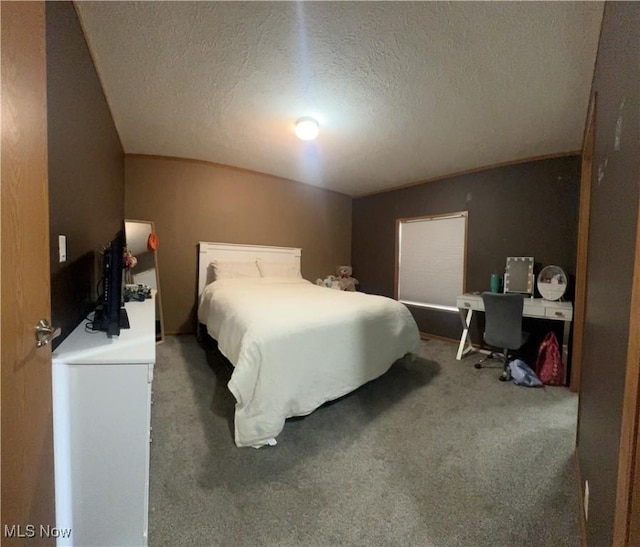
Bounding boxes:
[315,266,359,291]
[336,265,359,291]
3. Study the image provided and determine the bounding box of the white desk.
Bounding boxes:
[456,293,573,369]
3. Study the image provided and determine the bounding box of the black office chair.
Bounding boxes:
[474,292,529,381]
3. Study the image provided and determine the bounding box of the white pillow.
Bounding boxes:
[210,260,260,280]
[256,258,301,278]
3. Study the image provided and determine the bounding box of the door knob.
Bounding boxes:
[35,319,61,348]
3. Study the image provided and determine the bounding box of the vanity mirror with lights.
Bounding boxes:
[504,256,535,295]
[124,219,164,343]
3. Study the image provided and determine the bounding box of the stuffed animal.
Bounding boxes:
[336,265,359,292]
[315,275,342,290]
[315,266,359,291]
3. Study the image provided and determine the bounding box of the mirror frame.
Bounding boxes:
[124,219,165,343]
[504,256,535,295]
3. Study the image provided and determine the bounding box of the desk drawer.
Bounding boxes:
[458,299,482,311]
[545,307,572,321]
[523,305,546,318]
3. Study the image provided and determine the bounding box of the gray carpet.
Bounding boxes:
[149,336,580,547]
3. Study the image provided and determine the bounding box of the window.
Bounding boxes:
[396,212,467,311]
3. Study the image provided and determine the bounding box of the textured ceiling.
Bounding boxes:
[75,1,603,197]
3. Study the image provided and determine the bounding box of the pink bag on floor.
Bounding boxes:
[535,332,564,386]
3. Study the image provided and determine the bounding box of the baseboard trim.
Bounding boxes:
[418,332,459,344]
[575,447,588,547]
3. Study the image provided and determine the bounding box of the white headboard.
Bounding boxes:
[197,242,302,296]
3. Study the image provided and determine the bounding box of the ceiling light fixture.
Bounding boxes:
[294,117,319,141]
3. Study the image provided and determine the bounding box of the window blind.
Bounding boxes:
[396,212,467,311]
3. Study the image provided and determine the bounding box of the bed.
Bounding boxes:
[196,242,421,448]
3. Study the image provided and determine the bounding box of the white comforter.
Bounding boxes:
[197,277,421,447]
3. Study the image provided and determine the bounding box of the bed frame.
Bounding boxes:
[197,242,301,297]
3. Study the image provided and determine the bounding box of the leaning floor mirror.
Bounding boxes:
[124,219,165,343]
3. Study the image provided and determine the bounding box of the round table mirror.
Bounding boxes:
[537,265,567,301]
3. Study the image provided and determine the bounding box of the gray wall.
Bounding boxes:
[352,155,580,361]
[577,3,640,545]
[47,1,125,348]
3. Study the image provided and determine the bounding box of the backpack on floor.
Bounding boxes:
[535,332,564,386]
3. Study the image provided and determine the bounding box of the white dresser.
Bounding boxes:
[51,295,156,547]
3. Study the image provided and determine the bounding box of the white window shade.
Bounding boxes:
[397,212,467,311]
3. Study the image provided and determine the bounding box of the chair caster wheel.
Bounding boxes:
[499,372,510,382]
[474,363,482,369]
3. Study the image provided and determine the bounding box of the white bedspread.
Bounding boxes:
[197,277,421,447]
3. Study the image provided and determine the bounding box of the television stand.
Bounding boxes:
[120,307,130,329]
[92,306,130,335]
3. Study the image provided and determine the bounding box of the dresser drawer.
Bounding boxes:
[545,307,573,321]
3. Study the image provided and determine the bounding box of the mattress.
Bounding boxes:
[197,277,421,447]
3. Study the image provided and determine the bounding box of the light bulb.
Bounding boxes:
[294,117,319,141]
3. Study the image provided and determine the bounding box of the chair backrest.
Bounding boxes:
[482,292,525,350]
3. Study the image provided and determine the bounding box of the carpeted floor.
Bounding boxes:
[149,335,581,547]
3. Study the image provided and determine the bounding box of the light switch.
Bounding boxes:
[58,235,67,263]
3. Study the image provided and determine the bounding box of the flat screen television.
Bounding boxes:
[94,228,130,337]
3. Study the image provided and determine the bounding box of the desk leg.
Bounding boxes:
[562,320,571,385]
[456,308,475,360]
